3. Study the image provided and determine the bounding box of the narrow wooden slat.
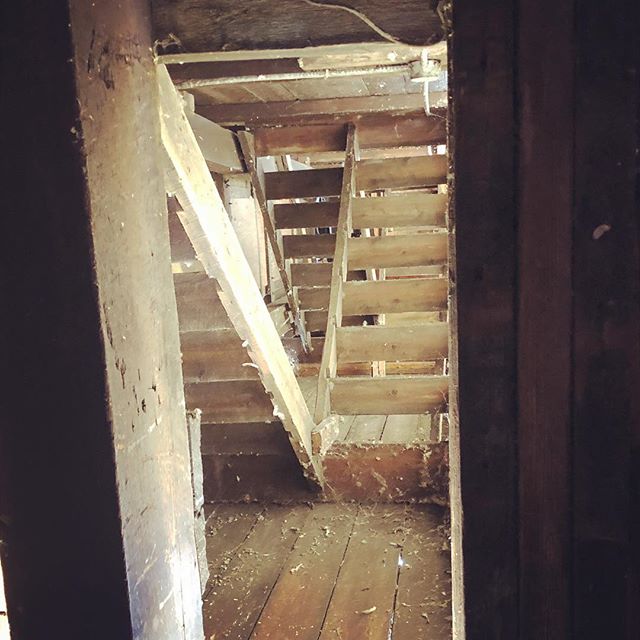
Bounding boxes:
[182,345,260,382]
[274,202,339,229]
[250,505,357,640]
[202,506,311,640]
[336,323,449,362]
[336,415,357,442]
[283,234,335,259]
[265,168,342,200]
[343,278,448,315]
[352,193,447,228]
[345,415,386,443]
[356,155,447,191]
[330,375,448,414]
[291,262,332,287]
[318,507,406,640]
[349,233,448,269]
[381,415,421,444]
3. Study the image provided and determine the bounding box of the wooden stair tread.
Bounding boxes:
[336,323,449,362]
[330,375,449,414]
[342,278,448,315]
[349,233,448,269]
[274,193,447,230]
[264,156,446,201]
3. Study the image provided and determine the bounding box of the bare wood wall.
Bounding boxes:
[451,0,640,638]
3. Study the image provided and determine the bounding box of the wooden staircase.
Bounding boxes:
[268,124,450,422]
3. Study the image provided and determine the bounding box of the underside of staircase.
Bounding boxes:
[159,62,450,506]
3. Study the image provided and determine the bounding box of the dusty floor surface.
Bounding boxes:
[202,503,452,639]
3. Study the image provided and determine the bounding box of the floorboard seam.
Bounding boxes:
[246,506,312,639]
[316,505,361,638]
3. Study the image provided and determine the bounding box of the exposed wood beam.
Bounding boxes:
[158,42,428,65]
[196,94,426,126]
[152,2,443,53]
[237,131,311,352]
[157,64,323,485]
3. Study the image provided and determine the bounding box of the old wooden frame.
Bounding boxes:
[157,64,323,485]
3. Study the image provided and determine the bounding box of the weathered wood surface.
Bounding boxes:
[158,64,323,484]
[318,507,406,640]
[453,0,640,637]
[266,156,447,200]
[290,262,333,287]
[393,506,452,638]
[200,504,451,637]
[314,125,357,422]
[253,115,446,154]
[330,375,448,415]
[152,1,443,52]
[323,443,449,504]
[274,202,340,229]
[336,323,449,362]
[276,194,447,230]
[342,278,448,315]
[198,94,427,127]
[345,415,386,443]
[250,505,357,640]
[237,131,309,351]
[349,233,448,269]
[265,168,342,200]
[282,234,336,259]
[356,154,447,190]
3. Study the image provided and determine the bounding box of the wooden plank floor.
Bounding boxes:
[202,504,452,639]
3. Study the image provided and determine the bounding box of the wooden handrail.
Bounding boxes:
[313,124,359,422]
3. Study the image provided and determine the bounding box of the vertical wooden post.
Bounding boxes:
[0,2,203,638]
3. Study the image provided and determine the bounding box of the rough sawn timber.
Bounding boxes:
[157,64,323,485]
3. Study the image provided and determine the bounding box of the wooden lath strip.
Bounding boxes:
[237,130,311,353]
[314,124,358,422]
[157,64,323,485]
